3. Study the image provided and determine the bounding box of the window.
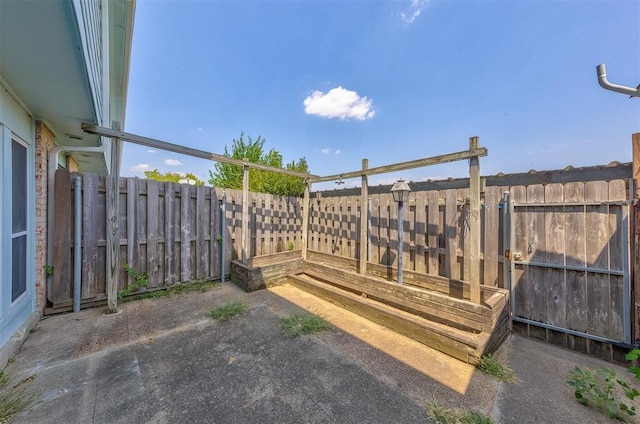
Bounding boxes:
[11,139,27,301]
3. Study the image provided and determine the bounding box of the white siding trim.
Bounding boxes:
[72,0,104,124]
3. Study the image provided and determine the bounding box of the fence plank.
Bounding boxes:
[608,180,627,340]
[126,178,140,287]
[96,175,107,295]
[370,195,380,264]
[585,181,609,269]
[196,185,207,279]
[403,197,412,271]
[585,181,611,339]
[565,182,585,268]
[483,186,500,286]
[165,183,177,284]
[427,190,439,275]
[296,197,303,250]
[527,185,548,324]
[180,184,191,282]
[53,170,72,304]
[378,194,391,267]
[445,189,458,279]
[544,183,566,328]
[463,200,470,281]
[287,197,295,251]
[146,180,160,288]
[138,179,148,278]
[264,194,273,255]
[210,189,220,278]
[350,197,358,258]
[310,198,319,252]
[415,194,426,274]
[609,180,626,271]
[511,186,527,319]
[257,193,266,256]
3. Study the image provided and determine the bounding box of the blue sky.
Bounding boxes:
[123,0,640,190]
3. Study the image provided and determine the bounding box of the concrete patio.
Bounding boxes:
[5,282,629,423]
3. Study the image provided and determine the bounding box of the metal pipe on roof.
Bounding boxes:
[596,64,640,97]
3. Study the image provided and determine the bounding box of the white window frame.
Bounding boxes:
[0,124,35,323]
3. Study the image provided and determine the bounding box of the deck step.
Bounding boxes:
[288,272,489,363]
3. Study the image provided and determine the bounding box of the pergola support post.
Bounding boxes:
[106,121,122,314]
[359,159,368,274]
[469,136,481,304]
[242,162,249,264]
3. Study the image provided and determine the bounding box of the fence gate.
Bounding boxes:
[504,187,631,344]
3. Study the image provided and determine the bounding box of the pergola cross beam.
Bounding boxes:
[81,123,318,179]
[309,148,487,183]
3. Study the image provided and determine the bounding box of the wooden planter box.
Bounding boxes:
[230,250,303,292]
[232,249,510,362]
[299,251,510,362]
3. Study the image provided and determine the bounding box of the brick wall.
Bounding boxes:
[34,121,55,311]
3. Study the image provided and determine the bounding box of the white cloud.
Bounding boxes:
[165,159,184,166]
[335,149,341,155]
[401,0,429,24]
[304,86,375,121]
[146,149,157,154]
[321,148,331,154]
[130,164,150,173]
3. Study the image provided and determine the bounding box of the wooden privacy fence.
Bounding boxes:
[308,167,632,343]
[51,165,632,343]
[309,186,507,286]
[50,170,302,309]
[310,170,630,286]
[509,180,630,343]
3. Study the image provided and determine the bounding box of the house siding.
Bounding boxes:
[72,0,104,124]
[0,80,37,354]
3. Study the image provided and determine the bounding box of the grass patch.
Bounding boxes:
[208,300,248,321]
[0,371,39,423]
[424,398,493,424]
[476,354,518,383]
[121,279,220,303]
[280,313,331,337]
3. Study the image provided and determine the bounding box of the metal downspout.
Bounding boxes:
[73,176,82,312]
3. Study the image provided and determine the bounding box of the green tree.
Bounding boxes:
[208,132,309,197]
[144,169,205,186]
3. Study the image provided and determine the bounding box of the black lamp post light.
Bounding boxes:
[390,179,411,285]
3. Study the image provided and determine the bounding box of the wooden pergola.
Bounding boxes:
[81,123,487,312]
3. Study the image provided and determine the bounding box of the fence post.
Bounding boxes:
[359,159,368,274]
[469,137,481,304]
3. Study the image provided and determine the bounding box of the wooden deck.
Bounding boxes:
[230,249,510,363]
